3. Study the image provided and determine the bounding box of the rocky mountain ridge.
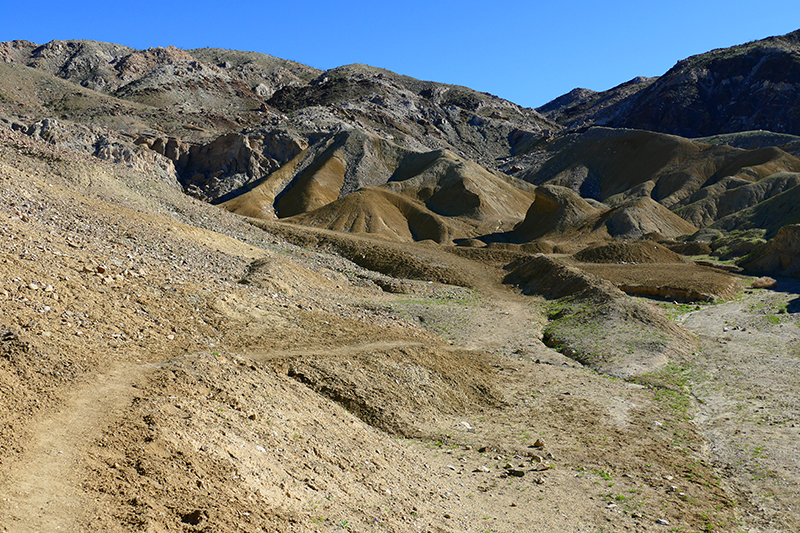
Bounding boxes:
[540,29,800,138]
[3,34,800,269]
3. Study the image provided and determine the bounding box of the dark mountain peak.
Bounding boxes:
[538,28,800,138]
[607,29,800,137]
[538,77,656,130]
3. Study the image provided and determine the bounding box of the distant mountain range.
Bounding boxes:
[2,29,800,276]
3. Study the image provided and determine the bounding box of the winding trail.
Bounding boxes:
[0,365,149,533]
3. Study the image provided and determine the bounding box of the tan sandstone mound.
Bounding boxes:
[283,187,461,243]
[510,184,602,242]
[510,186,697,245]
[597,197,698,239]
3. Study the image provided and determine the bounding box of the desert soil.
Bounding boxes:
[674,281,800,533]
[0,126,798,533]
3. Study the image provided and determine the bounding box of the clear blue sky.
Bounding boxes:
[2,1,799,108]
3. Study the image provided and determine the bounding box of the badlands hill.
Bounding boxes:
[1,32,800,533]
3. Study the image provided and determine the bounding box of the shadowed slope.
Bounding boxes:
[739,224,800,277]
[516,128,800,232]
[224,134,536,242]
[509,186,697,244]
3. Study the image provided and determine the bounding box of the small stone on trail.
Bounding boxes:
[475,466,491,473]
[533,439,545,448]
[507,468,525,477]
[181,510,207,525]
[655,518,670,526]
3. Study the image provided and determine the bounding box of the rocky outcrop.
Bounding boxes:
[147,130,307,201]
[537,77,656,131]
[266,64,559,166]
[18,117,180,186]
[738,224,800,277]
[610,30,800,137]
[539,30,800,138]
[0,39,319,103]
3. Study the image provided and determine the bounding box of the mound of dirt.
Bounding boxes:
[385,149,536,223]
[455,238,486,247]
[569,241,744,302]
[599,196,698,239]
[664,240,712,256]
[573,263,744,302]
[573,241,687,264]
[284,186,461,243]
[505,254,621,301]
[510,184,602,241]
[508,185,697,246]
[504,255,694,377]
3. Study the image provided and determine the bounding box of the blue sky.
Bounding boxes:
[2,1,799,108]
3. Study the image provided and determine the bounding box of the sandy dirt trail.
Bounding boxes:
[0,365,150,533]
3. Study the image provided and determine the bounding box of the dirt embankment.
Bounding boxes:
[504,254,696,378]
